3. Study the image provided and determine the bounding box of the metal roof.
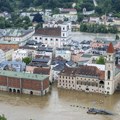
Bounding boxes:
[0,70,48,81]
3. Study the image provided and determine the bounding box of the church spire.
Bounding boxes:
[107,42,114,53]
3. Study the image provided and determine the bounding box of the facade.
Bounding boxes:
[2,29,35,46]
[2,48,14,60]
[0,49,5,63]
[12,49,32,61]
[0,42,19,50]
[0,70,49,96]
[0,61,26,72]
[33,28,64,48]
[58,43,120,95]
[55,48,71,61]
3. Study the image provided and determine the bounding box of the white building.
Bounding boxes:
[53,14,78,22]
[52,8,77,22]
[33,26,71,48]
[55,48,71,61]
[58,43,120,95]
[3,29,35,46]
[12,49,32,61]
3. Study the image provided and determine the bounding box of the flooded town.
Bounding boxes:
[1,0,120,120]
[0,84,120,120]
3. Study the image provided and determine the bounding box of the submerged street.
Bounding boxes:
[0,84,120,120]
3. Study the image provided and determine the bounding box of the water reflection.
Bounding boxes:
[0,84,120,120]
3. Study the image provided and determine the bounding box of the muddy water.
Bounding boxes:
[71,32,117,41]
[0,84,120,120]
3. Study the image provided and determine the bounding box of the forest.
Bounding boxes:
[0,0,120,16]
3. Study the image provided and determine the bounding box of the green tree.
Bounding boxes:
[0,114,7,120]
[115,34,119,40]
[22,57,32,65]
[96,56,105,65]
[77,13,84,23]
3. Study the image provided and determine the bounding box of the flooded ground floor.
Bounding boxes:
[0,84,120,120]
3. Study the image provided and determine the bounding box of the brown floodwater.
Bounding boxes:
[0,83,120,120]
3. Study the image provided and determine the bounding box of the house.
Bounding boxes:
[60,8,77,15]
[35,47,53,58]
[43,20,71,36]
[58,43,120,95]
[3,29,35,46]
[33,67,52,82]
[52,8,77,22]
[55,48,71,61]
[0,61,26,72]
[12,49,32,61]
[33,28,63,48]
[33,24,71,48]
[2,48,14,60]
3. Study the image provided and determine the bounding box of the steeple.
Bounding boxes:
[107,42,114,53]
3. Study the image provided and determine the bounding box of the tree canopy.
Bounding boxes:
[96,56,105,65]
[0,114,7,120]
[22,57,32,65]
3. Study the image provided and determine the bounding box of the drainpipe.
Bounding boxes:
[20,78,22,93]
[7,77,8,92]
[41,81,43,96]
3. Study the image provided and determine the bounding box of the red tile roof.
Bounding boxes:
[107,42,114,53]
[60,65,105,80]
[35,27,61,37]
[33,68,50,75]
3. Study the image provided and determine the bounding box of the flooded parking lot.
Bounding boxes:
[0,84,120,120]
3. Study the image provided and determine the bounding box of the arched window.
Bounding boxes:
[108,71,111,79]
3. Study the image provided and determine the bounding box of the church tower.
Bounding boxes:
[105,43,115,95]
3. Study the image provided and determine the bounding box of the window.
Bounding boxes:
[63,33,65,36]
[40,38,42,39]
[63,27,65,30]
[56,39,58,41]
[108,71,111,79]
[107,87,110,90]
[51,39,53,41]
[77,81,78,84]
[45,38,47,40]
[35,37,37,39]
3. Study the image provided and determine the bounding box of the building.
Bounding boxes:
[0,49,5,63]
[0,41,19,50]
[55,48,71,61]
[0,61,26,72]
[12,49,32,61]
[33,25,71,48]
[0,70,49,96]
[2,29,35,46]
[2,48,14,60]
[58,43,120,95]
[35,47,53,59]
[52,8,77,22]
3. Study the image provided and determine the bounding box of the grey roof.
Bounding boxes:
[53,64,64,71]
[32,58,50,63]
[37,47,53,52]
[66,61,75,66]
[0,70,48,81]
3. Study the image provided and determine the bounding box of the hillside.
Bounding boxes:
[0,0,120,17]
